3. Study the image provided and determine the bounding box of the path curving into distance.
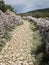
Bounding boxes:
[0,20,35,65]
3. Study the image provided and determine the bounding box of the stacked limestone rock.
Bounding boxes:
[5,10,23,27]
[0,9,23,38]
[24,16,49,53]
[37,18,49,53]
[31,18,49,53]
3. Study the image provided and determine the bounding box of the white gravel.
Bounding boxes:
[0,20,34,65]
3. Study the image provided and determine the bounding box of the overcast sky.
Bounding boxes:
[4,0,49,13]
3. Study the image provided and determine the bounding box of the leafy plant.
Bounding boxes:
[0,0,14,12]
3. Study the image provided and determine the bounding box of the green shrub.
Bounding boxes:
[0,39,6,51]
[0,0,14,12]
[6,5,14,12]
[30,21,38,31]
[20,8,49,18]
[0,1,7,12]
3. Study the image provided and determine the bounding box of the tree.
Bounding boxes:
[6,5,14,12]
[0,0,14,12]
[0,0,6,12]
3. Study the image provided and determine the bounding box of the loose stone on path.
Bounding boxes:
[0,20,34,65]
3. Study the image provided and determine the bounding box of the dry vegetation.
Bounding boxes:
[29,19,49,65]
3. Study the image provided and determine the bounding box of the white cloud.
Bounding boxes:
[4,0,49,13]
[4,0,49,7]
[4,0,40,5]
[4,0,30,5]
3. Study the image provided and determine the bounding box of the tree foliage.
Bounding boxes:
[20,8,49,18]
[0,0,14,12]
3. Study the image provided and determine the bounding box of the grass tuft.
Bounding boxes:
[29,20,47,65]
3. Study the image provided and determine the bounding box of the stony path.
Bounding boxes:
[0,20,34,65]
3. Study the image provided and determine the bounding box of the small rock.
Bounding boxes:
[0,63,6,65]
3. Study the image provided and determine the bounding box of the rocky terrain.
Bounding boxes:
[0,9,49,65]
[23,16,49,53]
[0,9,23,38]
[0,20,34,65]
[0,10,35,65]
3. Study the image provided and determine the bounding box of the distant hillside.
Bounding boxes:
[20,8,49,18]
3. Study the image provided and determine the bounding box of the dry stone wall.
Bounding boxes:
[0,9,23,38]
[24,16,49,53]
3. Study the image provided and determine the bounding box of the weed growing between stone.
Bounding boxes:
[30,20,48,65]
